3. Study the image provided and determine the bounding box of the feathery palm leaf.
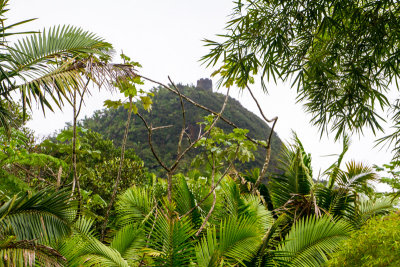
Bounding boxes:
[0,237,65,267]
[0,189,76,243]
[116,185,155,227]
[110,223,144,265]
[250,214,292,267]
[269,135,313,210]
[352,197,396,227]
[315,185,356,219]
[73,236,129,267]
[325,135,350,189]
[277,215,353,267]
[173,174,201,225]
[195,216,263,266]
[6,25,113,113]
[146,212,195,266]
[336,161,377,194]
[59,217,129,267]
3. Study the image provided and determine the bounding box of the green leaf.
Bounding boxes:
[140,96,153,111]
[104,100,122,109]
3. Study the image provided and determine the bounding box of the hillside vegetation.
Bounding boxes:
[81,81,283,175]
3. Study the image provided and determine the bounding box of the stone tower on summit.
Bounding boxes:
[196,78,212,91]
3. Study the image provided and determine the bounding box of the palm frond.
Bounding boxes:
[315,186,356,219]
[250,214,292,267]
[325,135,350,189]
[195,216,263,266]
[242,194,274,232]
[146,213,195,266]
[337,161,378,194]
[269,135,313,210]
[195,226,219,267]
[0,189,76,243]
[353,197,396,227]
[58,217,129,267]
[278,215,353,267]
[219,178,248,219]
[116,185,155,227]
[0,238,65,267]
[75,236,129,267]
[1,24,116,124]
[173,174,201,225]
[110,223,144,264]
[8,25,112,70]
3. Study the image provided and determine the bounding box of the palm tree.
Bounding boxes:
[0,0,120,131]
[268,134,396,228]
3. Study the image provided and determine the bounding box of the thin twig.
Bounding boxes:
[246,85,277,123]
[245,85,278,191]
[101,95,134,241]
[139,75,264,148]
[170,87,230,172]
[168,76,188,155]
[75,78,91,120]
[253,117,278,191]
[151,125,174,131]
[195,156,216,236]
[136,112,170,172]
[180,146,239,219]
[14,164,52,185]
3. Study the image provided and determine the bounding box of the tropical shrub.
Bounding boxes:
[327,212,400,266]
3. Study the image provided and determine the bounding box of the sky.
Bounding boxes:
[8,1,396,189]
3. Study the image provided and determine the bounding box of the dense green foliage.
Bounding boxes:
[327,213,400,266]
[81,84,282,174]
[204,0,400,144]
[2,0,400,266]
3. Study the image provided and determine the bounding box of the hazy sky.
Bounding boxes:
[9,1,395,188]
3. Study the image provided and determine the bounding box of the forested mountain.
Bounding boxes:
[80,80,283,175]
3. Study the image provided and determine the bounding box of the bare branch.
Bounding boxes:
[170,87,230,172]
[195,156,216,236]
[246,85,277,123]
[75,78,91,120]
[245,85,279,192]
[14,164,52,185]
[253,116,278,191]
[136,112,170,172]
[168,76,188,155]
[151,125,174,131]
[56,166,62,189]
[180,145,239,219]
[139,75,264,148]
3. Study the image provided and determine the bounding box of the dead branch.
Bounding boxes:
[169,87,230,173]
[180,145,239,219]
[195,156,216,236]
[136,112,171,172]
[75,78,91,120]
[151,125,174,131]
[139,75,264,148]
[101,95,134,241]
[168,77,188,155]
[245,85,278,192]
[56,166,62,189]
[246,85,277,123]
[14,164,53,185]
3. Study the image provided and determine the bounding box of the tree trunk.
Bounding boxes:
[101,96,133,241]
